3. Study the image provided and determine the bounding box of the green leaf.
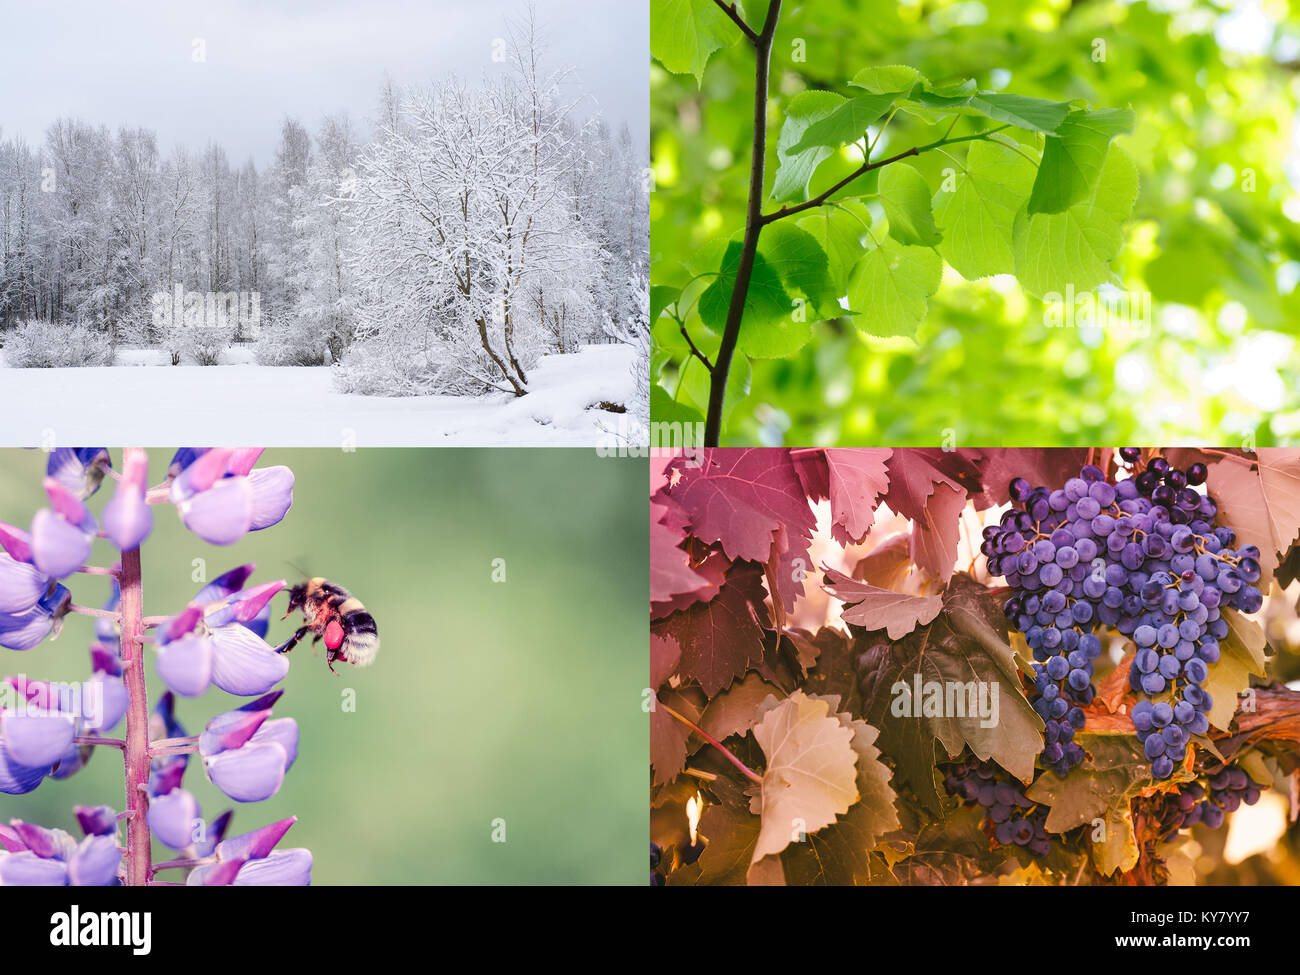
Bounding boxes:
[759,222,840,318]
[797,201,870,296]
[697,240,792,336]
[847,238,943,338]
[877,164,941,247]
[770,91,847,204]
[1028,108,1135,214]
[1012,145,1139,297]
[651,284,681,324]
[677,344,751,422]
[967,92,1072,133]
[850,65,926,94]
[788,92,898,155]
[934,140,1037,280]
[649,0,740,85]
[696,227,835,358]
[651,383,704,424]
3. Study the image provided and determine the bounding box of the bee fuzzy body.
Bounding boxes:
[278,578,379,672]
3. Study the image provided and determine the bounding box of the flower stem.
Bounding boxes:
[119,545,152,886]
[68,604,121,620]
[73,736,125,749]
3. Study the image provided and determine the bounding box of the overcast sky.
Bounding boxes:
[0,0,646,165]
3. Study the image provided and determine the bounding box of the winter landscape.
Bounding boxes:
[0,2,649,445]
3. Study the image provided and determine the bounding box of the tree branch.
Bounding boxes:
[704,0,782,447]
[712,0,758,42]
[680,323,714,372]
[763,124,1011,225]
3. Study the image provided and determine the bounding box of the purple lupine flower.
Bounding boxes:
[167,448,294,546]
[155,576,288,698]
[46,448,111,500]
[1,648,128,786]
[102,447,153,552]
[0,551,49,616]
[147,788,202,850]
[199,692,297,802]
[194,564,272,639]
[29,478,99,578]
[0,735,53,795]
[75,805,119,837]
[0,817,122,886]
[0,707,76,769]
[0,584,71,651]
[186,816,311,886]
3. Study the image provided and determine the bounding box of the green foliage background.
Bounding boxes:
[651,0,1300,446]
[0,449,647,885]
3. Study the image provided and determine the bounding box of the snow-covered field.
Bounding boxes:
[0,344,640,447]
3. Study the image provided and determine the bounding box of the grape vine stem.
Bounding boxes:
[660,701,764,784]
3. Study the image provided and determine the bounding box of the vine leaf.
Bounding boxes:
[878,164,942,247]
[1027,108,1135,214]
[933,140,1037,280]
[777,695,901,884]
[1012,145,1138,297]
[665,448,817,612]
[749,690,861,863]
[881,448,981,527]
[651,686,704,786]
[771,91,847,204]
[847,238,942,337]
[698,671,782,742]
[966,447,1091,509]
[1204,448,1300,578]
[791,447,892,545]
[1203,607,1269,731]
[652,561,771,696]
[1025,730,1187,836]
[649,0,740,85]
[852,532,913,591]
[787,92,898,155]
[651,631,682,689]
[854,574,1044,813]
[692,801,762,885]
[1091,803,1140,876]
[909,481,968,584]
[823,566,942,639]
[650,500,710,605]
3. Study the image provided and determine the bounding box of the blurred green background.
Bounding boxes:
[0,448,647,885]
[651,0,1300,446]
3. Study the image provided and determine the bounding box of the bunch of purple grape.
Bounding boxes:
[982,451,1264,781]
[941,754,1051,856]
[1151,763,1263,838]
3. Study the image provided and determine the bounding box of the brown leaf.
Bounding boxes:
[698,672,782,743]
[822,566,943,639]
[653,561,771,697]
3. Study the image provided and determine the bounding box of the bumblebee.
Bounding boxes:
[276,578,379,672]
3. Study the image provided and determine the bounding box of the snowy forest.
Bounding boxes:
[0,22,649,403]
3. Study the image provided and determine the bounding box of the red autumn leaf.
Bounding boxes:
[653,561,772,697]
[667,449,817,613]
